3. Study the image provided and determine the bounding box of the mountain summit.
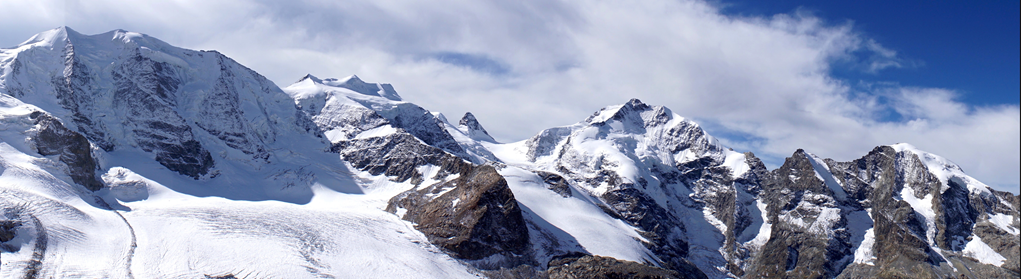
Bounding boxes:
[2,27,1017,279]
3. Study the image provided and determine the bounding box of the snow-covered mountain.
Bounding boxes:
[2,27,1018,279]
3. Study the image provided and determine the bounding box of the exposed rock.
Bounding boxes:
[483,264,547,279]
[535,171,573,198]
[0,220,19,243]
[380,103,468,158]
[387,162,530,262]
[748,149,851,278]
[109,50,216,179]
[30,112,104,190]
[334,132,457,184]
[547,254,690,279]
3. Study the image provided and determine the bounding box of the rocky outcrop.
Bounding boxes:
[535,171,573,198]
[337,122,531,266]
[0,220,18,244]
[30,112,103,190]
[547,254,690,279]
[387,163,529,261]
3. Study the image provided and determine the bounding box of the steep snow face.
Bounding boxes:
[1,27,325,189]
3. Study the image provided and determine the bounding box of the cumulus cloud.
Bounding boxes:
[1,0,1017,192]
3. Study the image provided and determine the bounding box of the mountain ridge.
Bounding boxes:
[1,27,1017,279]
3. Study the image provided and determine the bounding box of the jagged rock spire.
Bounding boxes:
[459,112,496,143]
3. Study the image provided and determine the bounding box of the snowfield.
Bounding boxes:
[1,132,481,278]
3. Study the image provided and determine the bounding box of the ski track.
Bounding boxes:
[25,215,47,279]
[112,210,137,279]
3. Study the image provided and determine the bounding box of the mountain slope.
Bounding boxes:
[0,28,483,278]
[2,27,1018,279]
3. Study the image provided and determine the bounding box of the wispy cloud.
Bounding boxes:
[1,0,1017,192]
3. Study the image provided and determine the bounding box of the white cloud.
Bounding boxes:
[1,0,1017,193]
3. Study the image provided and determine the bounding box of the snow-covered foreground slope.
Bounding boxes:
[3,27,1018,279]
[0,93,480,278]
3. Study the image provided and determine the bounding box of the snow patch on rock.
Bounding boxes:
[962,235,1007,266]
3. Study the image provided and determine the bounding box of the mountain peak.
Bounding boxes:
[17,26,79,48]
[9,27,179,57]
[624,98,650,110]
[298,74,322,84]
[585,98,664,128]
[55,26,84,38]
[459,112,496,143]
[322,75,403,101]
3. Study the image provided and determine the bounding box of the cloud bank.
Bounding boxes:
[2,0,1018,193]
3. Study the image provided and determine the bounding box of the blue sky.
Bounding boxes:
[722,0,1020,107]
[1,0,1018,193]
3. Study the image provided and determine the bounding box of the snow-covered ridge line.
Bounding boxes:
[889,143,992,195]
[4,27,1018,279]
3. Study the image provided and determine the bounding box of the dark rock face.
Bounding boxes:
[536,171,573,198]
[0,220,19,243]
[731,146,1021,279]
[935,179,977,251]
[547,255,691,279]
[30,112,104,191]
[387,162,529,261]
[52,42,115,151]
[334,132,457,184]
[759,146,947,278]
[108,50,214,179]
[749,150,849,279]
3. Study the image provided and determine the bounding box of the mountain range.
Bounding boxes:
[1,27,1017,279]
